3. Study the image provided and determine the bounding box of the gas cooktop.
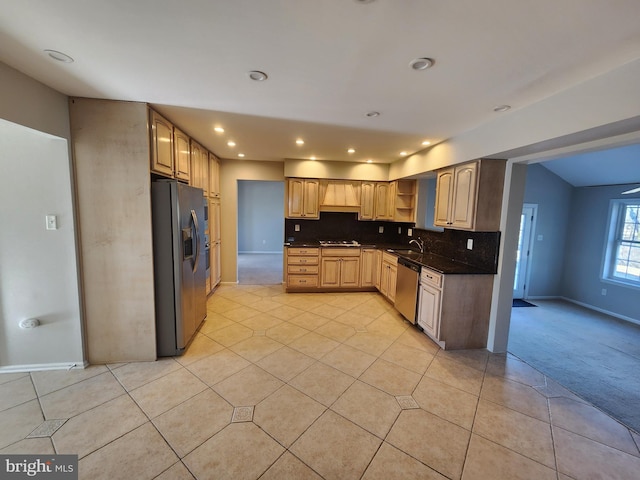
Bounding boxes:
[318,240,361,247]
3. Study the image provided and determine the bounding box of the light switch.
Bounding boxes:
[46,215,57,230]
[408,228,413,237]
[294,224,300,232]
[466,238,473,250]
[378,226,384,233]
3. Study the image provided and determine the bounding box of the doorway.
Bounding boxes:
[513,204,537,299]
[237,180,284,284]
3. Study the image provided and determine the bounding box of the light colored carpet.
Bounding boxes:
[238,253,284,285]
[508,299,640,433]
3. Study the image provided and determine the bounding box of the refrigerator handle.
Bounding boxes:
[191,209,200,273]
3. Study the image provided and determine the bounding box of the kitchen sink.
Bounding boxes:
[387,249,423,260]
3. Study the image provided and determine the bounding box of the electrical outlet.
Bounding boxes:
[537,235,543,241]
[398,227,402,234]
[601,288,607,296]
[467,238,473,250]
[408,228,413,236]
[294,224,300,232]
[378,226,384,234]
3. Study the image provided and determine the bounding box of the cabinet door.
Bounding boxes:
[320,258,341,287]
[360,249,376,287]
[374,250,382,290]
[201,149,210,197]
[287,178,305,217]
[150,110,174,177]
[387,264,397,303]
[374,183,393,220]
[190,141,203,188]
[434,168,454,227]
[173,127,191,182]
[302,179,320,218]
[360,182,375,220]
[209,153,220,197]
[340,258,360,287]
[212,242,221,286]
[451,163,478,229]
[418,283,441,339]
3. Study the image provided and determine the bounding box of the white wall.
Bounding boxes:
[0,119,84,369]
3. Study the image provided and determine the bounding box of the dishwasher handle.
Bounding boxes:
[397,257,421,273]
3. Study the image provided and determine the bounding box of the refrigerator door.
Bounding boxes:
[153,180,206,357]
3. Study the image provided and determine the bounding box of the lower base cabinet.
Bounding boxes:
[379,252,397,303]
[417,268,493,349]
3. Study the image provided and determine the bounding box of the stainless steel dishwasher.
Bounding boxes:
[395,257,421,324]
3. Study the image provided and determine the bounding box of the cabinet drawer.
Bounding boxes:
[382,252,398,265]
[287,256,318,265]
[287,265,319,274]
[321,248,361,257]
[421,268,442,288]
[288,247,319,256]
[288,275,318,288]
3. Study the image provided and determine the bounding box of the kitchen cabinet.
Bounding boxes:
[374,249,382,290]
[190,140,204,190]
[392,180,416,222]
[173,127,191,182]
[360,181,393,220]
[434,159,505,231]
[209,152,220,198]
[150,110,174,177]
[210,197,221,290]
[286,247,320,289]
[320,248,360,288]
[286,178,320,219]
[417,268,494,349]
[379,251,397,302]
[201,148,209,197]
[360,248,377,287]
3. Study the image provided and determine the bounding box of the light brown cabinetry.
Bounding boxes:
[417,268,494,349]
[360,180,416,222]
[360,248,377,288]
[190,140,210,195]
[319,180,361,211]
[286,178,320,219]
[434,159,505,231]
[150,110,174,177]
[374,249,382,290]
[209,153,220,198]
[209,197,221,289]
[320,248,360,288]
[379,251,397,302]
[173,127,191,182]
[286,247,319,289]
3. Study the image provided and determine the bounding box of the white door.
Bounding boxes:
[514,204,536,299]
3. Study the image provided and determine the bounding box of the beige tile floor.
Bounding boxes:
[2,284,640,479]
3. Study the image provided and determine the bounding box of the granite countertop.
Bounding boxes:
[284,241,495,275]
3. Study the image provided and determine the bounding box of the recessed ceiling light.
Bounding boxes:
[44,49,74,63]
[354,0,375,4]
[409,57,435,70]
[310,156,316,161]
[227,141,236,147]
[400,151,408,156]
[493,105,511,113]
[422,140,431,146]
[238,153,245,158]
[248,70,268,81]
[366,159,373,163]
[347,148,355,154]
[214,127,224,133]
[365,111,380,117]
[296,139,304,145]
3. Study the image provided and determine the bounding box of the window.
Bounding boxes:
[603,200,640,286]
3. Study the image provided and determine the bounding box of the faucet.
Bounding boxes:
[409,238,424,253]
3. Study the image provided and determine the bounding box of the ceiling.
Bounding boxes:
[1,1,640,176]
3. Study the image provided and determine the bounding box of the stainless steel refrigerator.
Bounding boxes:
[152,180,207,356]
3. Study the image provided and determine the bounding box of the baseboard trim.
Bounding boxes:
[0,361,88,373]
[560,297,640,326]
[238,251,283,255]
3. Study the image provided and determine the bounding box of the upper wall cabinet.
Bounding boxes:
[434,159,505,231]
[392,180,416,222]
[150,110,174,177]
[209,153,220,198]
[286,178,320,219]
[360,180,416,222]
[173,127,191,183]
